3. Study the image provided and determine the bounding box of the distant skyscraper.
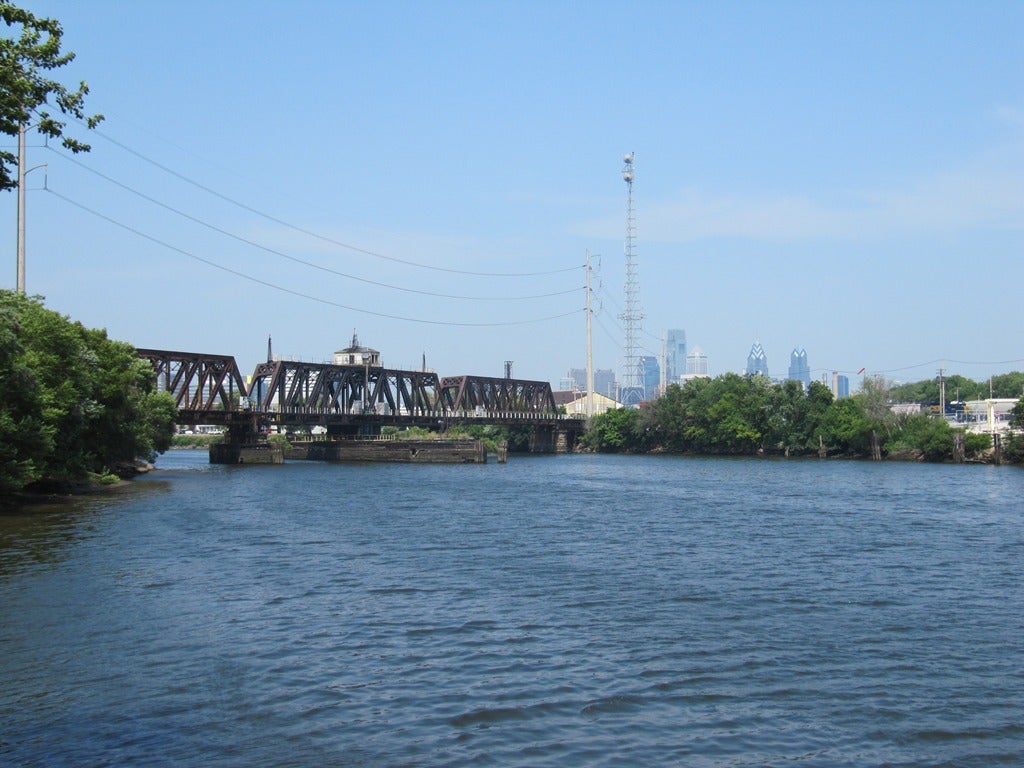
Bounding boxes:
[665,329,687,385]
[569,367,617,400]
[686,346,708,377]
[788,348,811,389]
[831,372,850,398]
[746,342,769,377]
[640,355,659,401]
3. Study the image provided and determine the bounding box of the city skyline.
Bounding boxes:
[3,2,1023,388]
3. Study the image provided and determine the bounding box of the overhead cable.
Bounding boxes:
[47,188,584,328]
[49,148,582,302]
[77,123,580,278]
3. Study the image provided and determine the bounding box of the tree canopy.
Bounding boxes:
[0,1,102,190]
[582,371,1021,464]
[0,291,176,495]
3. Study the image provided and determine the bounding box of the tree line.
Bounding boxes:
[1,291,177,496]
[581,373,1024,463]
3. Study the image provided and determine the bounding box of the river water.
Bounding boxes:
[1,451,1022,767]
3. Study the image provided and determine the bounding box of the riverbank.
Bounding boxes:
[1,461,155,512]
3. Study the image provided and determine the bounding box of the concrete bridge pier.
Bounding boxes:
[527,425,578,454]
[209,412,284,465]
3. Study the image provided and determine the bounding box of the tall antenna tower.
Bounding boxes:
[619,152,644,405]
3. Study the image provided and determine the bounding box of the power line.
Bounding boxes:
[47,188,584,328]
[862,358,1024,375]
[48,147,582,302]
[78,122,580,278]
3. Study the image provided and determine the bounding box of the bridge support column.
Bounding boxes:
[209,412,284,465]
[528,426,555,454]
[526,425,581,454]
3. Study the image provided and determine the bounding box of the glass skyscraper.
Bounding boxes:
[745,342,769,378]
[569,368,617,399]
[665,329,686,385]
[640,355,659,401]
[788,348,811,389]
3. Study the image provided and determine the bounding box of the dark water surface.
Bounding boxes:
[2,452,1022,767]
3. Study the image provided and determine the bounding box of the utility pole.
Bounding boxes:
[938,368,945,417]
[15,123,46,293]
[16,123,26,293]
[586,249,594,418]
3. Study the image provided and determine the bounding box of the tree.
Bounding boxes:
[581,407,642,453]
[0,1,102,190]
[884,414,954,462]
[1011,399,1024,430]
[991,372,1024,399]
[639,382,690,452]
[820,396,873,456]
[0,291,176,493]
[0,299,52,492]
[1004,400,1024,464]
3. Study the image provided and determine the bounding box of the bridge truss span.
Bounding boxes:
[137,348,248,423]
[439,375,557,416]
[137,350,583,449]
[249,359,441,423]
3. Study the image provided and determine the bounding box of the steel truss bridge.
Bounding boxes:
[137,349,583,446]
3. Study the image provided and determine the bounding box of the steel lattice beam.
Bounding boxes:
[438,375,557,414]
[249,360,441,418]
[138,350,576,433]
[137,348,247,416]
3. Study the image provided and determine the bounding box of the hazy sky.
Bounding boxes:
[4,1,1023,388]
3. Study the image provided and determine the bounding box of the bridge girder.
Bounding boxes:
[249,360,441,418]
[136,350,579,435]
[439,375,557,414]
[137,348,247,414]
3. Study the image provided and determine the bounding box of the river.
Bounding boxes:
[1,451,1022,767]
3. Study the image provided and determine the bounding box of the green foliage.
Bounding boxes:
[815,396,870,455]
[581,407,642,452]
[1004,433,1024,464]
[883,414,954,461]
[448,424,531,453]
[990,372,1024,399]
[267,433,291,449]
[1009,399,1024,430]
[580,371,1016,464]
[88,470,120,485]
[171,433,220,449]
[0,291,177,492]
[0,299,52,492]
[888,372,1024,404]
[0,1,103,190]
[964,432,992,459]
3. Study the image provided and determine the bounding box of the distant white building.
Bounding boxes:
[960,398,1018,435]
[686,346,709,377]
[891,403,923,416]
[552,390,622,416]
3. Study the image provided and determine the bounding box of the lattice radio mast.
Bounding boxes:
[619,152,644,405]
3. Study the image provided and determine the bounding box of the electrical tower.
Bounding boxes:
[619,152,644,405]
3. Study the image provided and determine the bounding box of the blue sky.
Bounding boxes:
[4,1,1023,390]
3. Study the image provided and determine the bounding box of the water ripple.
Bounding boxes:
[1,452,1022,767]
